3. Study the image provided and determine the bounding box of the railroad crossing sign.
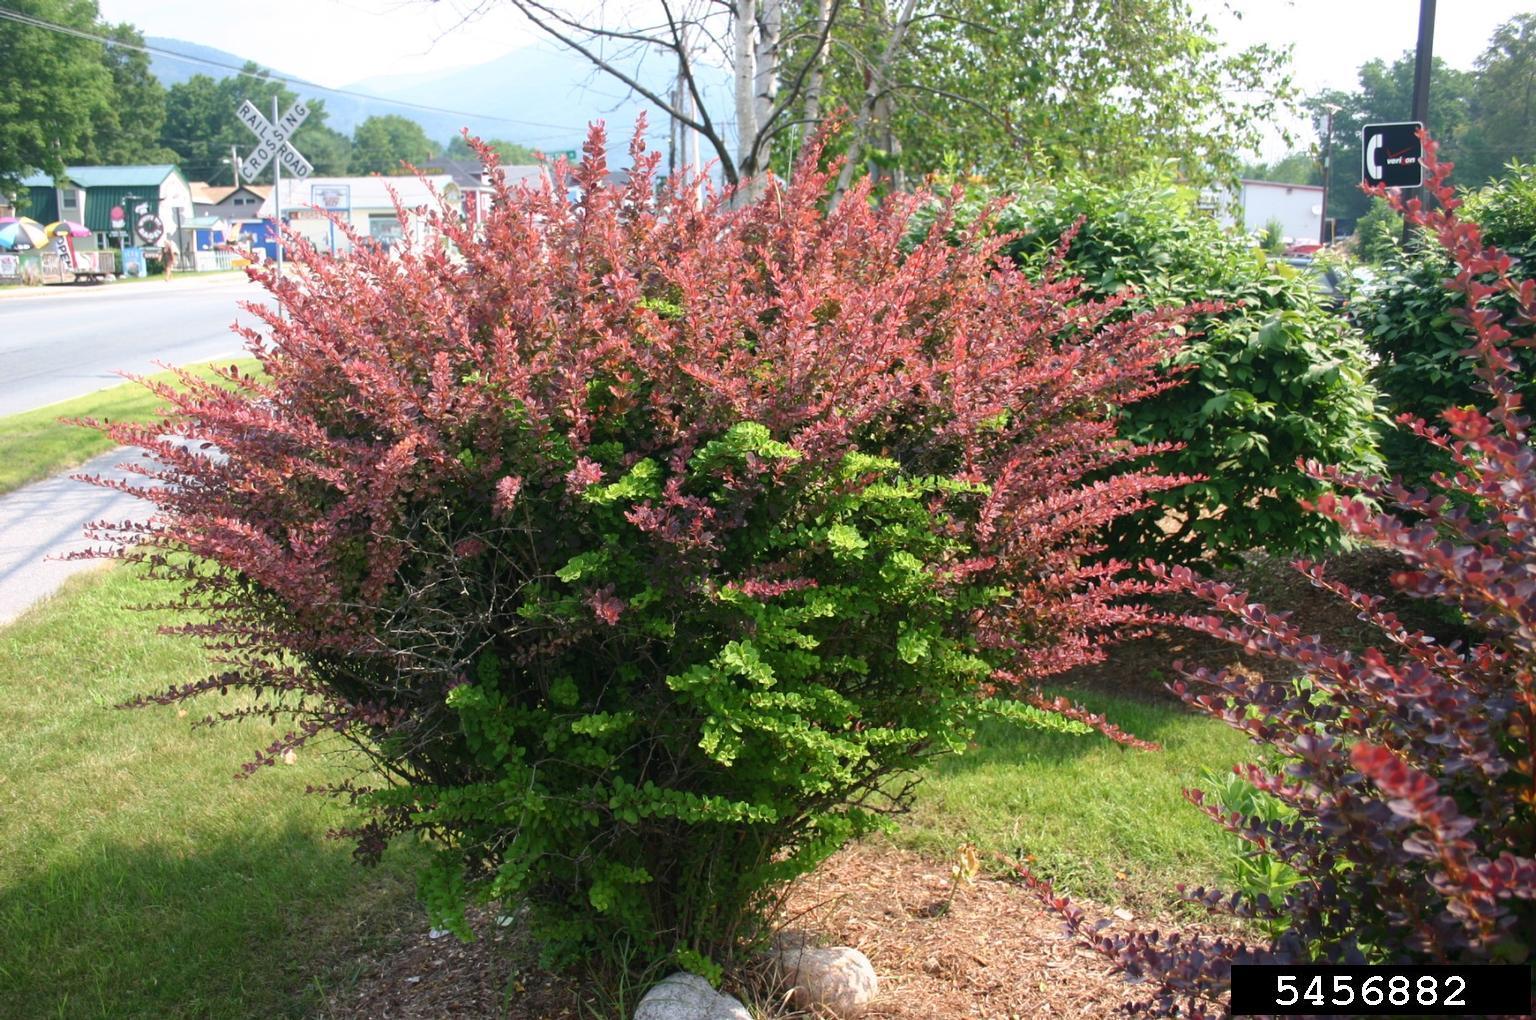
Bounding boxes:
[1362,121,1424,189]
[237,98,313,180]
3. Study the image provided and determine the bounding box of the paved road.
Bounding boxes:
[0,277,272,625]
[0,276,269,417]
[0,446,158,626]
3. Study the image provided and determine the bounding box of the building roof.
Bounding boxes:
[21,165,183,189]
[258,175,463,217]
[190,183,273,205]
[1240,179,1324,193]
[190,183,230,205]
[411,158,490,189]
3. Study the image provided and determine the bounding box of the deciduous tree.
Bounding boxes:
[349,114,436,174]
[445,134,538,164]
[89,21,175,165]
[0,0,114,194]
[489,0,1288,196]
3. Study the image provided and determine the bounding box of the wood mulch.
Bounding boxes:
[320,840,1220,1019]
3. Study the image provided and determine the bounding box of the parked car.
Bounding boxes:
[1282,256,1376,311]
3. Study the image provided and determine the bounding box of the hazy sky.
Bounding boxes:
[96,0,1530,154]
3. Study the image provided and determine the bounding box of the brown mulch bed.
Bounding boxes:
[770,842,1201,1019]
[322,842,1217,1019]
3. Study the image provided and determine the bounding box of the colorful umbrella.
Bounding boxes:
[0,217,49,250]
[44,219,92,238]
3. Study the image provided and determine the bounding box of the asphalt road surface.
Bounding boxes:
[0,275,268,417]
[0,276,270,624]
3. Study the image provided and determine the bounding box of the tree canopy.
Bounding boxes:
[1308,13,1536,224]
[495,0,1296,196]
[89,21,175,166]
[1241,151,1323,186]
[0,0,116,195]
[445,135,539,165]
[349,115,435,175]
[808,0,1294,189]
[160,65,352,184]
[1463,13,1536,186]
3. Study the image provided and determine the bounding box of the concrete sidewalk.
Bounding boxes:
[0,446,158,626]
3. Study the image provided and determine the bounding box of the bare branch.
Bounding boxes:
[502,0,739,179]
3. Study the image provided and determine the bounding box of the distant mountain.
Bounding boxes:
[145,37,290,90]
[338,42,734,154]
[146,36,731,160]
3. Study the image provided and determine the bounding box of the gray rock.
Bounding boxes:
[633,972,753,1020]
[774,944,878,1017]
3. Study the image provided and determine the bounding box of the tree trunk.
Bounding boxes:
[802,0,832,129]
[734,0,767,201]
[833,0,919,203]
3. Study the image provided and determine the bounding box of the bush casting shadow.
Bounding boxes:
[0,823,420,1020]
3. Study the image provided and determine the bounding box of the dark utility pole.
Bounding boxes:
[1319,105,1339,246]
[1405,0,1436,242]
[1410,0,1436,128]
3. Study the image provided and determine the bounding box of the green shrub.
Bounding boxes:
[1353,196,1403,265]
[1462,159,1536,255]
[93,127,1181,980]
[1027,146,1536,1016]
[917,172,1383,566]
[1259,217,1286,255]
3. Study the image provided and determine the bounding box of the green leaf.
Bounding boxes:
[826,523,868,558]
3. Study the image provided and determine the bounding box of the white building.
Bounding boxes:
[256,175,471,253]
[1215,179,1326,248]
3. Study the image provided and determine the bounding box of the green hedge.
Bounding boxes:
[920,173,1383,566]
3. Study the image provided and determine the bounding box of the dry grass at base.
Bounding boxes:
[323,841,1225,1019]
[320,905,592,1019]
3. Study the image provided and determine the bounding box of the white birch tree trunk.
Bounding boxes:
[733,0,763,200]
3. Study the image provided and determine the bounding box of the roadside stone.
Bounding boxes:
[632,972,752,1020]
[773,944,878,1017]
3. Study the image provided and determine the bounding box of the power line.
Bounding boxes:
[0,3,628,140]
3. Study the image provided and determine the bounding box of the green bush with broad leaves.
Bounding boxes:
[1352,162,1536,488]
[1353,197,1404,265]
[915,173,1383,566]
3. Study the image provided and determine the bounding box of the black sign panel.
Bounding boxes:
[135,213,164,244]
[1362,121,1424,188]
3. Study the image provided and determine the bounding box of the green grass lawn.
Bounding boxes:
[0,359,260,496]
[0,565,424,1019]
[895,688,1254,916]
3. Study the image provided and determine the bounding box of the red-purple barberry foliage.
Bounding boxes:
[83,122,1194,970]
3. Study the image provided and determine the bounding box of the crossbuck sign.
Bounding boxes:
[237,99,313,180]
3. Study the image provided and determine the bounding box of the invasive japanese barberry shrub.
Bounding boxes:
[915,172,1383,567]
[1023,139,1536,1019]
[1354,161,1536,490]
[90,124,1188,976]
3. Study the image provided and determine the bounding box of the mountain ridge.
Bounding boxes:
[144,36,704,154]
